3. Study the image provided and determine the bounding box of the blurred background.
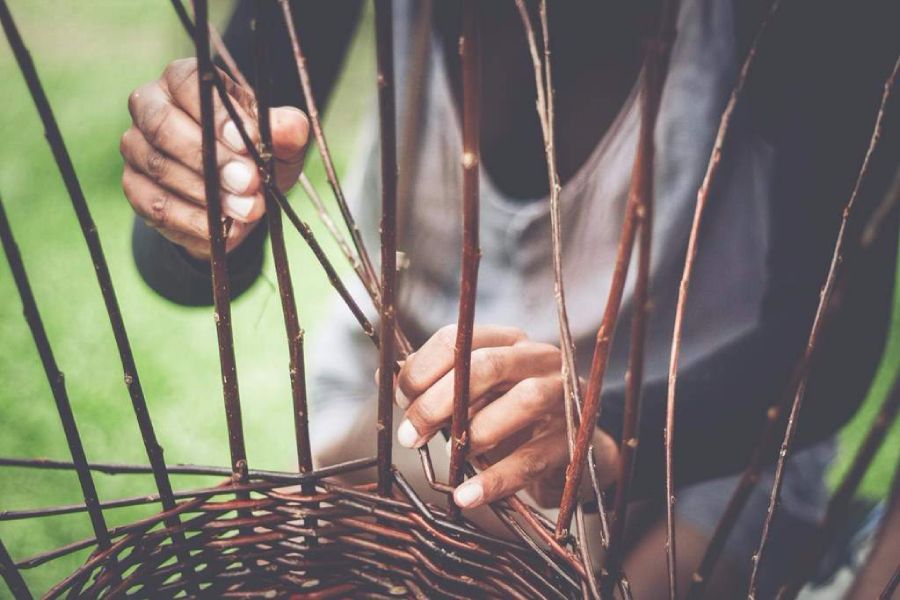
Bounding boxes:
[0,1,897,594]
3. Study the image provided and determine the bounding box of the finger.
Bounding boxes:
[128,82,260,196]
[161,58,260,155]
[120,127,264,222]
[398,342,560,448]
[453,430,569,509]
[398,325,528,402]
[467,375,564,455]
[271,106,310,190]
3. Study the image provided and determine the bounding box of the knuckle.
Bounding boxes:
[518,378,546,410]
[164,58,198,92]
[435,325,458,350]
[145,149,169,180]
[476,348,505,382]
[147,191,172,230]
[410,399,440,429]
[143,102,173,149]
[519,450,550,480]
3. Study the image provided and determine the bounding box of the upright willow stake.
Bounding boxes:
[191,0,247,480]
[746,56,900,599]
[252,0,312,479]
[374,0,398,496]
[448,0,481,511]
[513,3,606,595]
[656,0,784,594]
[777,372,900,599]
[0,196,110,550]
[601,2,680,594]
[278,0,380,302]
[555,0,676,545]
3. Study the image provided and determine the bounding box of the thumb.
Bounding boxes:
[271,106,310,191]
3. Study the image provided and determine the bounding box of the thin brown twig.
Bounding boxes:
[879,562,900,600]
[662,1,783,596]
[601,1,681,593]
[299,173,358,276]
[448,0,481,514]
[192,0,247,481]
[278,0,380,302]
[746,55,899,599]
[251,0,312,480]
[512,0,609,553]
[0,539,30,600]
[776,371,900,599]
[374,0,398,496]
[0,195,110,548]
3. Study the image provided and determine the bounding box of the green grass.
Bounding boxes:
[0,1,896,596]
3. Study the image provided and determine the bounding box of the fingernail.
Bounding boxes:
[224,194,255,220]
[222,161,252,194]
[454,481,483,508]
[397,419,420,448]
[395,387,410,409]
[223,121,244,153]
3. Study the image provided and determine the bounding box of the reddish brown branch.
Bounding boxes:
[0,195,110,547]
[278,0,381,301]
[251,0,312,479]
[191,0,247,479]
[448,0,481,510]
[746,55,899,598]
[601,2,680,593]
[374,0,398,496]
[658,1,783,596]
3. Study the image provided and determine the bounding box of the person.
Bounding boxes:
[121,1,898,596]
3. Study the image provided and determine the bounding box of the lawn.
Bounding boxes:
[0,1,897,596]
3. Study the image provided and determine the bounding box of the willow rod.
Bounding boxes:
[601,1,680,594]
[191,0,247,479]
[747,55,900,598]
[448,0,481,512]
[659,1,784,595]
[278,0,381,302]
[374,0,399,496]
[512,0,608,555]
[251,0,312,479]
[777,371,900,599]
[0,196,109,548]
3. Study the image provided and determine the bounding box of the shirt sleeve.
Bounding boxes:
[131,217,267,306]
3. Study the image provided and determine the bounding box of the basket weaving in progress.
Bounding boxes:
[0,0,898,598]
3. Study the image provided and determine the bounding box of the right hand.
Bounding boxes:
[121,58,310,259]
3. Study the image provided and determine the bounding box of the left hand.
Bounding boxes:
[395,325,619,509]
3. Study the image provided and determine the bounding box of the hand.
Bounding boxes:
[120,58,309,259]
[395,325,619,509]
